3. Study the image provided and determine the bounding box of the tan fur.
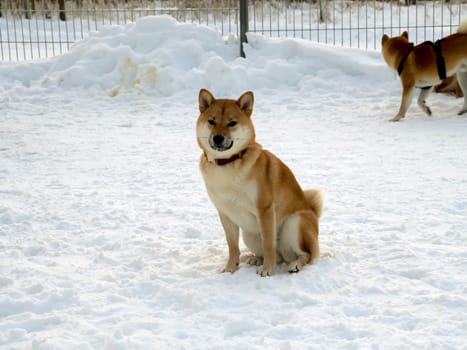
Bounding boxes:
[381,19,467,121]
[434,76,464,97]
[197,89,322,276]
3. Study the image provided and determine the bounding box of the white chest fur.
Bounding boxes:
[202,163,259,233]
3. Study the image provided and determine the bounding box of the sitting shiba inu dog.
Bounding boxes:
[196,89,323,276]
[381,20,467,121]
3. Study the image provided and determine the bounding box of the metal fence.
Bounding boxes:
[1,0,467,61]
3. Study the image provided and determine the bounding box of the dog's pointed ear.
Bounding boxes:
[402,31,409,39]
[237,91,254,118]
[381,34,389,45]
[199,89,215,113]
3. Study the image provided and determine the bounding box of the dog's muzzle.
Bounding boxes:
[209,134,233,152]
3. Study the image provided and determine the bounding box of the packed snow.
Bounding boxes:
[1,14,467,349]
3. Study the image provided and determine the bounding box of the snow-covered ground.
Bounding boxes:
[1,15,467,349]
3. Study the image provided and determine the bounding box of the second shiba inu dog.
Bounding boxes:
[381,20,467,121]
[196,89,323,276]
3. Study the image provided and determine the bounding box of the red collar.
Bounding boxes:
[214,150,246,166]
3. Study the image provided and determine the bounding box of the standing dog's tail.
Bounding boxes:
[457,19,467,34]
[304,189,323,219]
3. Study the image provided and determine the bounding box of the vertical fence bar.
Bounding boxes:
[441,0,445,37]
[269,0,273,38]
[300,0,303,39]
[19,12,26,59]
[321,0,329,44]
[0,10,3,60]
[11,10,18,60]
[239,0,248,58]
[340,0,344,46]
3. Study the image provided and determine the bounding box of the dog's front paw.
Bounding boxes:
[221,260,239,273]
[256,264,274,277]
[244,254,263,266]
[458,108,467,115]
[389,115,404,122]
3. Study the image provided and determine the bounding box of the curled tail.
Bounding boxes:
[457,19,467,34]
[304,188,323,219]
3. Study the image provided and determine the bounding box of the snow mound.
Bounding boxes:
[0,15,390,97]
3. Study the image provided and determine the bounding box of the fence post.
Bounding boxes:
[239,0,248,58]
[59,0,66,21]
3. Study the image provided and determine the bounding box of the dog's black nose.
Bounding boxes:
[213,135,224,145]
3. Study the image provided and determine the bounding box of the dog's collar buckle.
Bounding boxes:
[214,150,246,166]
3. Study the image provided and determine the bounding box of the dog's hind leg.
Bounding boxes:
[417,86,432,116]
[456,71,467,115]
[278,211,319,273]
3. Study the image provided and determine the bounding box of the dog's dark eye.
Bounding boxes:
[208,120,216,126]
[228,120,237,127]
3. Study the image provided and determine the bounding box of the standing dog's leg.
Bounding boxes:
[456,71,467,115]
[391,82,416,122]
[417,86,433,115]
[219,213,240,273]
